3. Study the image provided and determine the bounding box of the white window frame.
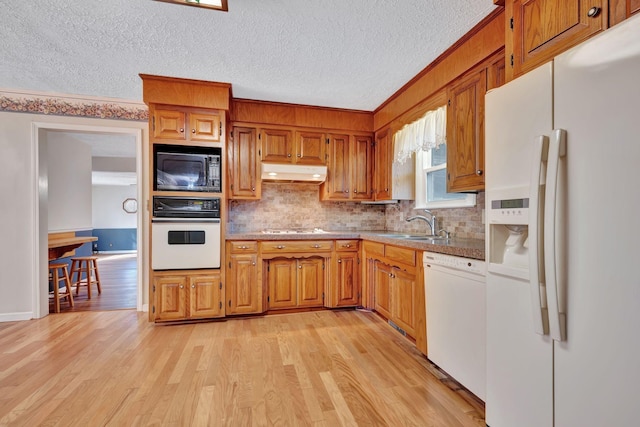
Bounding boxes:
[414,147,476,209]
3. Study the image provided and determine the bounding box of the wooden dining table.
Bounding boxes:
[48,233,98,261]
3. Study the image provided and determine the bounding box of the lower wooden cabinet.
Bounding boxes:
[153,270,224,322]
[266,257,325,310]
[372,261,417,337]
[226,241,262,315]
[327,240,360,307]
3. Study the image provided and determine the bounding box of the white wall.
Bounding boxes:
[0,110,148,321]
[92,184,138,228]
[47,133,92,232]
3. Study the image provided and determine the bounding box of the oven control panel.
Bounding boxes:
[153,196,220,218]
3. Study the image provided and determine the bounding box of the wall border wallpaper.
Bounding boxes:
[0,89,148,121]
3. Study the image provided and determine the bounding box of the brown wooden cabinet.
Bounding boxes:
[506,0,607,79]
[266,257,325,310]
[295,130,326,165]
[226,241,261,315]
[151,107,223,143]
[374,129,392,200]
[372,262,418,337]
[321,134,373,201]
[262,240,331,310]
[373,261,393,319]
[260,127,326,165]
[153,270,223,322]
[229,127,260,199]
[327,240,360,307]
[611,0,640,26]
[363,241,421,341]
[447,69,486,192]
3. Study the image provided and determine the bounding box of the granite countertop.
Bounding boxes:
[226,230,485,260]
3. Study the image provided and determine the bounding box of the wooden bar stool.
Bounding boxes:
[70,256,102,299]
[49,263,74,313]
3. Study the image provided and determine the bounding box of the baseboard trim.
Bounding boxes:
[0,312,35,322]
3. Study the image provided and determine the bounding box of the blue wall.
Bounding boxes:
[92,228,137,252]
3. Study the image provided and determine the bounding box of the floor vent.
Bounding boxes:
[388,320,407,336]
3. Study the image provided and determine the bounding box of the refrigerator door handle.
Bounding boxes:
[544,129,567,342]
[529,135,550,335]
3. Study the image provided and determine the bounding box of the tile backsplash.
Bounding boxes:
[385,192,485,240]
[227,183,485,240]
[227,183,386,232]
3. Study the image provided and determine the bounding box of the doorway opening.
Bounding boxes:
[35,122,145,317]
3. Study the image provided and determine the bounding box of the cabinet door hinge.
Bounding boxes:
[152,285,156,292]
[219,123,222,136]
[152,116,155,131]
[322,263,325,270]
[267,296,270,302]
[510,54,514,67]
[322,292,325,300]
[447,172,450,181]
[152,305,155,313]
[267,263,270,272]
[258,133,261,140]
[219,282,223,289]
[228,300,231,307]
[326,138,330,144]
[258,149,261,157]
[448,99,451,107]
[219,301,222,309]
[230,184,233,191]
[510,17,514,30]
[357,258,361,265]
[229,261,232,269]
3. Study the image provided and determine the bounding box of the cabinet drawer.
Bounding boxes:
[385,245,416,266]
[363,241,384,257]
[335,240,359,252]
[229,241,258,253]
[261,240,333,253]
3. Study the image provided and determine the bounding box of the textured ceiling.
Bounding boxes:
[1,0,497,111]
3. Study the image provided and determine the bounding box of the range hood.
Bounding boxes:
[261,163,327,183]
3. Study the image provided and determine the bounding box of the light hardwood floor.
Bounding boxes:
[0,310,484,426]
[52,253,137,313]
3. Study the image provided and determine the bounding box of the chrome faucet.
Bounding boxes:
[406,209,438,236]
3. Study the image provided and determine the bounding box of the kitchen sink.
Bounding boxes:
[373,233,450,242]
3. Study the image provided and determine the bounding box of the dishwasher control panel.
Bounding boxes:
[423,252,486,276]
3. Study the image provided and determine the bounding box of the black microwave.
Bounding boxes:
[154,145,221,193]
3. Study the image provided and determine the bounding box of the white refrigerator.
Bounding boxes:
[484,14,640,427]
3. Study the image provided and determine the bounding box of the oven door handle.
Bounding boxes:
[152,218,221,224]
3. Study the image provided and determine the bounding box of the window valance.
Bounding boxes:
[393,105,446,164]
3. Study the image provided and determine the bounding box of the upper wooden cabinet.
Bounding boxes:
[506,0,607,78]
[610,0,640,26]
[260,128,293,163]
[151,107,222,143]
[447,68,486,192]
[260,127,326,165]
[229,127,260,199]
[374,129,392,200]
[321,134,373,201]
[295,130,326,165]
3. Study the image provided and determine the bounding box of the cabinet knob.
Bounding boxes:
[297,154,301,157]
[287,154,292,157]
[338,259,342,263]
[191,129,196,134]
[239,245,248,249]
[587,6,601,17]
[252,262,256,266]
[180,285,184,289]
[298,265,302,269]
[191,284,195,288]
[312,244,321,248]
[353,190,357,193]
[343,244,351,248]
[385,188,389,192]
[476,170,483,176]
[179,128,184,133]
[252,187,255,192]
[276,245,285,249]
[346,190,349,193]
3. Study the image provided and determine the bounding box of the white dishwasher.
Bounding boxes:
[424,251,486,401]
